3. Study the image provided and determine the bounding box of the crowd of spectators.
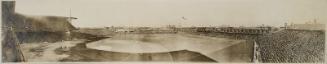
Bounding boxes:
[256,29,325,63]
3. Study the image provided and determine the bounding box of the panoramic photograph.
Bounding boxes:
[2,0,326,63]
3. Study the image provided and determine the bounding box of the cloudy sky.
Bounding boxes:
[14,0,327,27]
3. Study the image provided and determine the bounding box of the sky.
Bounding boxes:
[13,0,327,27]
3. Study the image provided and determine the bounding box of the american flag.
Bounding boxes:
[182,16,187,20]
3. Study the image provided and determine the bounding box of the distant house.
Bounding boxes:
[285,20,325,30]
[288,24,325,30]
[115,29,135,33]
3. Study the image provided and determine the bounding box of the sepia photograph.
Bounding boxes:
[1,0,326,63]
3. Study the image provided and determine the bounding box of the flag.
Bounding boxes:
[182,16,187,20]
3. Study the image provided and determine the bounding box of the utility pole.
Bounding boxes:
[69,8,72,22]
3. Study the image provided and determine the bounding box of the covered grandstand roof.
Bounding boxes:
[9,13,77,32]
